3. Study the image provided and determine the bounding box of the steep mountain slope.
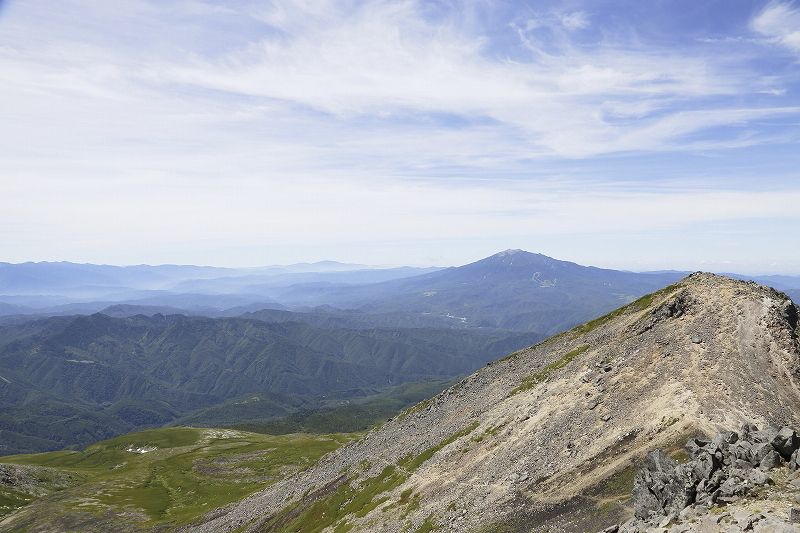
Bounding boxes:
[787,289,800,305]
[186,273,800,533]
[0,313,543,454]
[264,250,685,333]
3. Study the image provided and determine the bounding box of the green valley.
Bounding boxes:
[0,427,356,531]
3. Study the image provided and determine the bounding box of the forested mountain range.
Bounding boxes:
[1,250,798,457]
[0,313,542,454]
[0,261,441,317]
[261,250,688,333]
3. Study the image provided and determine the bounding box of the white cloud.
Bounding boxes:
[145,0,797,158]
[560,12,589,30]
[3,166,798,259]
[1,0,800,267]
[180,1,237,16]
[515,9,589,32]
[751,1,800,54]
[4,0,798,166]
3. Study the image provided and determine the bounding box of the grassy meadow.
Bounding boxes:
[0,427,357,532]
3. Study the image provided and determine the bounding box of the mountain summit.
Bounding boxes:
[292,250,685,334]
[186,273,800,533]
[442,249,642,285]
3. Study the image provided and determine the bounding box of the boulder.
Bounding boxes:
[747,469,773,486]
[686,438,710,459]
[752,442,775,465]
[789,449,800,471]
[752,426,781,445]
[633,450,697,521]
[770,427,799,458]
[730,441,753,462]
[713,431,739,446]
[760,449,784,470]
[602,426,800,533]
[692,451,719,481]
[741,422,759,442]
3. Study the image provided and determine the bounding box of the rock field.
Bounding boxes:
[603,425,800,533]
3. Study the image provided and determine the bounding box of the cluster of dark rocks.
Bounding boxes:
[600,424,800,533]
[0,463,75,498]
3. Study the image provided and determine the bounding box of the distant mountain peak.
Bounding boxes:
[487,249,552,262]
[491,249,554,261]
[471,249,564,273]
[496,248,526,256]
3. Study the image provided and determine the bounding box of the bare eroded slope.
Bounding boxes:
[183,273,800,533]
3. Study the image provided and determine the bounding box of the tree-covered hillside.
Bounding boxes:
[0,313,543,454]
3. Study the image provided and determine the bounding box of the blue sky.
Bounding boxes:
[1,0,799,273]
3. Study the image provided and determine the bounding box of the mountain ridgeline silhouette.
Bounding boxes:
[270,249,686,334]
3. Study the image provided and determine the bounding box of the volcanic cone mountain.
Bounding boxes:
[263,249,684,334]
[187,273,800,533]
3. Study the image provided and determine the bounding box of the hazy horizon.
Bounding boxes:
[2,250,799,277]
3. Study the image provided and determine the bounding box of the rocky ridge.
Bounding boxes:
[602,425,800,533]
[181,273,800,533]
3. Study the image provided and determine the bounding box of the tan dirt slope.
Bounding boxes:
[185,273,800,533]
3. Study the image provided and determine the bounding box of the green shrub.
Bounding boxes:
[510,344,590,395]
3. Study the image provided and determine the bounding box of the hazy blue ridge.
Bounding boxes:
[261,250,688,334]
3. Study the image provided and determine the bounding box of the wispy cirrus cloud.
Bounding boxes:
[150,0,800,158]
[3,0,797,163]
[751,1,800,54]
[1,0,800,268]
